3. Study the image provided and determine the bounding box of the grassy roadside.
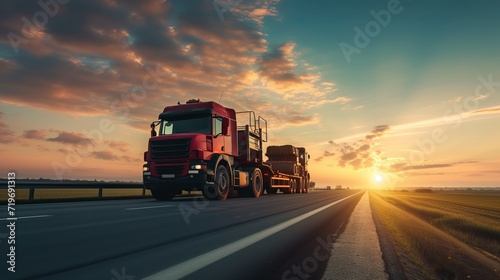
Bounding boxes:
[369,190,500,280]
[380,192,500,257]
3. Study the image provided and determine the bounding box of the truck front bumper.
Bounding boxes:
[143,170,214,191]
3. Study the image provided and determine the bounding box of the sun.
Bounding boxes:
[374,173,383,183]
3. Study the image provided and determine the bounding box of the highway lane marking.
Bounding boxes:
[143,192,362,280]
[125,205,175,211]
[0,215,52,221]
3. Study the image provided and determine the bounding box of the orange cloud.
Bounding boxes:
[0,112,16,144]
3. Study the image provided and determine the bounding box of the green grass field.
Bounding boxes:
[370,190,500,279]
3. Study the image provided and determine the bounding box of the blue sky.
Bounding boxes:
[1,0,499,187]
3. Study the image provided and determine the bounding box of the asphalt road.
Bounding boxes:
[0,190,363,280]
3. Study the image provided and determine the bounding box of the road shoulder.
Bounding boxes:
[322,191,388,280]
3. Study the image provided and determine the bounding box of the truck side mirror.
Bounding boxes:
[150,121,159,137]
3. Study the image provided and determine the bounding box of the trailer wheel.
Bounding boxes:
[151,188,176,201]
[203,165,230,200]
[300,178,306,193]
[291,179,299,193]
[285,180,293,194]
[296,179,302,193]
[250,168,263,198]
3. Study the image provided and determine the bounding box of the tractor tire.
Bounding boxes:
[203,165,230,200]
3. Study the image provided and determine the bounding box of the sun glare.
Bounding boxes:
[374,173,383,183]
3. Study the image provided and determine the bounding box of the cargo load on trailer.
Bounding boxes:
[265,145,310,194]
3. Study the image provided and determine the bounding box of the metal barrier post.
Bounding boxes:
[29,188,35,200]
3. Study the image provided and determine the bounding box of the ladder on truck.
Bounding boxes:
[236,111,267,163]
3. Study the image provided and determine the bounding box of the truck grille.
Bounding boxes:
[150,138,191,159]
[153,164,188,176]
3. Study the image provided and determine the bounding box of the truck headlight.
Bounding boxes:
[191,164,202,170]
[143,165,150,172]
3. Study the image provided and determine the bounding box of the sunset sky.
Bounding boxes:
[1,0,499,188]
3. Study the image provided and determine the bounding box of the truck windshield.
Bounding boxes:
[159,116,211,135]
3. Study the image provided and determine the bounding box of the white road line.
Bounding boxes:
[0,215,52,221]
[125,205,175,211]
[143,192,362,280]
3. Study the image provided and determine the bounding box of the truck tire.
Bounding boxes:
[302,178,307,193]
[283,179,292,194]
[250,168,263,198]
[203,165,230,200]
[290,180,297,194]
[151,188,176,201]
[296,178,302,193]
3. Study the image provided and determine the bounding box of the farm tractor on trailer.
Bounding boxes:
[143,99,311,201]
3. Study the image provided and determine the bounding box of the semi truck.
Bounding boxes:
[142,99,310,201]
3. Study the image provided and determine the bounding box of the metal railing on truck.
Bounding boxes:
[0,181,145,201]
[236,111,268,142]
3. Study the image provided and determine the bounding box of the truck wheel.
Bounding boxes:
[300,178,306,193]
[151,188,176,201]
[292,179,298,193]
[296,179,302,193]
[203,165,230,200]
[250,168,263,198]
[285,180,293,194]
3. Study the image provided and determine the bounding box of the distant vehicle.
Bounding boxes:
[326,186,331,190]
[143,99,311,200]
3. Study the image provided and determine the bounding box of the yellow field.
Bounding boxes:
[370,190,500,279]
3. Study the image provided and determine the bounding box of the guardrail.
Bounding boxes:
[0,181,145,201]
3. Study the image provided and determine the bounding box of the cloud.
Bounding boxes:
[92,150,117,161]
[388,161,479,172]
[472,106,500,115]
[327,125,399,172]
[341,152,357,161]
[366,125,390,140]
[46,131,94,146]
[357,144,370,152]
[0,0,343,132]
[259,42,303,86]
[404,164,451,170]
[406,172,446,176]
[324,151,335,157]
[349,158,363,170]
[0,112,16,144]
[23,129,46,139]
[92,150,137,162]
[105,140,130,153]
[121,154,138,162]
[58,148,70,154]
